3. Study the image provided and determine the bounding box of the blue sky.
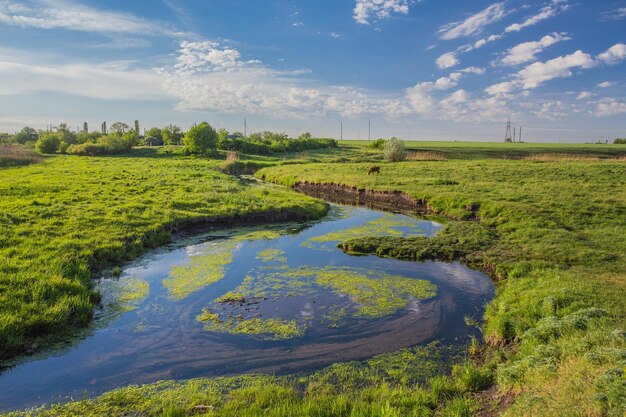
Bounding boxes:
[0,0,625,142]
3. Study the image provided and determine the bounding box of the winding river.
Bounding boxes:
[0,204,494,411]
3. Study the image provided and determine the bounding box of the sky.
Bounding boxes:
[0,0,625,142]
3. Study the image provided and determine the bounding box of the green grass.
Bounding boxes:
[258,156,626,415]
[0,150,327,359]
[5,342,476,417]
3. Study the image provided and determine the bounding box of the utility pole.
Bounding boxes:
[513,127,516,143]
[244,117,247,138]
[519,127,522,143]
[368,117,371,141]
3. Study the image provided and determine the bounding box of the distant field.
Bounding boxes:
[339,140,626,159]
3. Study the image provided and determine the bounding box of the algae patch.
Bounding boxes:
[198,308,305,340]
[163,229,283,300]
[256,248,287,262]
[304,213,430,250]
[196,266,437,340]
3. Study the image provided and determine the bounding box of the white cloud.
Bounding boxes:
[597,43,626,65]
[436,52,459,69]
[576,91,592,100]
[505,0,569,33]
[485,81,518,95]
[594,99,626,116]
[486,50,597,95]
[601,7,626,20]
[161,41,413,118]
[330,32,340,38]
[437,2,506,40]
[499,33,570,66]
[518,50,595,88]
[0,59,167,100]
[353,0,414,25]
[460,66,485,75]
[597,81,613,88]
[0,0,180,36]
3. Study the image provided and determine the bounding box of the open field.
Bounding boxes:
[1,142,625,416]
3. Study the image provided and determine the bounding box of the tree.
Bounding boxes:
[56,123,77,145]
[110,122,129,135]
[614,138,626,144]
[298,132,312,139]
[101,121,107,134]
[13,127,38,144]
[122,130,140,148]
[35,133,61,154]
[146,127,162,141]
[83,122,88,133]
[183,122,218,154]
[134,120,140,134]
[383,137,407,162]
[162,125,183,145]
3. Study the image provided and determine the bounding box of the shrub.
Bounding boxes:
[183,122,218,155]
[370,138,386,149]
[35,133,61,154]
[383,137,407,162]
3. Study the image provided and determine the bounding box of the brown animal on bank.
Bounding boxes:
[368,166,380,175]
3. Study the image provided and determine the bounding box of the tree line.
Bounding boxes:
[1,122,337,156]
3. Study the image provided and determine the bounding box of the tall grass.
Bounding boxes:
[0,144,42,166]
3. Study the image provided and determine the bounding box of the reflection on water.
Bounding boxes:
[0,205,493,411]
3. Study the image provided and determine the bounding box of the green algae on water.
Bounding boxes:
[256,248,287,262]
[314,267,437,318]
[304,213,429,249]
[197,308,305,340]
[163,229,284,300]
[196,265,437,339]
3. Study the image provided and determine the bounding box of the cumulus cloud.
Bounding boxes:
[499,33,570,66]
[597,43,626,65]
[161,40,414,118]
[486,50,596,94]
[597,81,613,88]
[353,0,415,25]
[437,2,506,40]
[505,0,569,33]
[576,91,592,100]
[436,52,459,69]
[460,66,486,75]
[594,99,626,116]
[0,0,180,36]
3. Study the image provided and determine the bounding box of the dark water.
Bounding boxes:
[0,205,494,411]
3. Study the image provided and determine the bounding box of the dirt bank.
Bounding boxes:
[293,182,434,215]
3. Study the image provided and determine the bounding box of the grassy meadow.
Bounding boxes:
[2,141,626,416]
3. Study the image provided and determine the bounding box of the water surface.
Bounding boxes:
[0,205,494,411]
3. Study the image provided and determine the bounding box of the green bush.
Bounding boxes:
[35,133,61,154]
[369,138,386,149]
[183,122,218,155]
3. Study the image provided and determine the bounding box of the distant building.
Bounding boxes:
[144,136,164,146]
